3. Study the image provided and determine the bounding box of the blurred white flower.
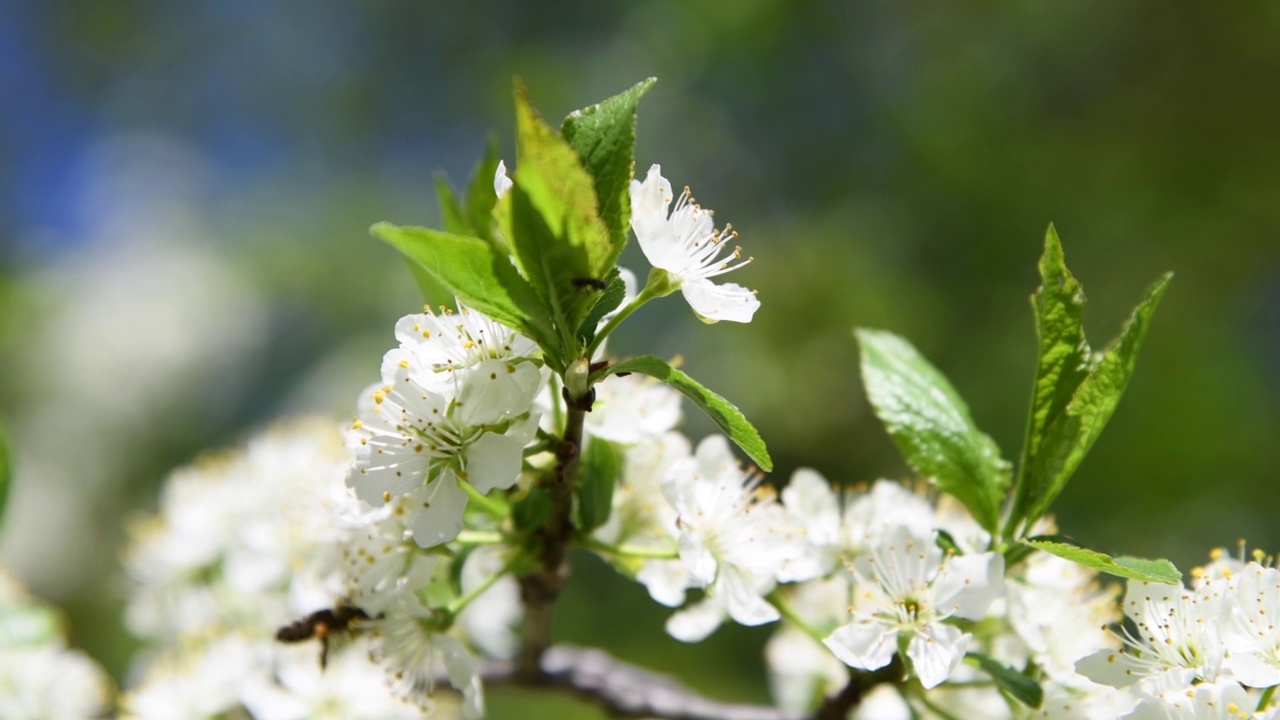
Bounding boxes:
[585,373,683,445]
[764,576,851,713]
[1007,551,1121,683]
[1121,679,1274,720]
[124,419,354,642]
[458,545,522,660]
[660,435,806,641]
[368,591,484,719]
[0,567,112,720]
[241,639,428,720]
[629,164,759,323]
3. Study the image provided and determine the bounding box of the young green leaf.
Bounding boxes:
[1009,228,1090,532]
[0,426,9,529]
[1022,271,1172,525]
[434,175,471,237]
[464,139,502,244]
[371,222,560,362]
[512,486,553,533]
[561,77,656,263]
[1025,539,1182,584]
[506,83,615,341]
[576,438,622,533]
[967,653,1043,709]
[856,328,1009,532]
[593,356,772,471]
[1024,225,1090,464]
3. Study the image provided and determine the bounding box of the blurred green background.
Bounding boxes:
[1,1,1277,715]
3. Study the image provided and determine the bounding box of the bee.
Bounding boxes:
[275,601,369,669]
[571,277,608,291]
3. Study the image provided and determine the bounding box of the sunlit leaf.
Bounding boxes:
[593,355,771,471]
[856,328,1009,532]
[1026,539,1181,584]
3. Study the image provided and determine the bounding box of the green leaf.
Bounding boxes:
[575,268,626,343]
[856,328,1009,531]
[1022,271,1172,524]
[593,356,771,471]
[512,486,552,533]
[0,426,9,528]
[371,223,559,358]
[576,438,621,533]
[967,653,1043,709]
[1024,225,1090,464]
[435,174,471,236]
[561,77,656,262]
[1026,539,1182,584]
[507,83,615,341]
[464,139,502,244]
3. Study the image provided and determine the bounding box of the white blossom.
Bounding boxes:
[1122,679,1275,720]
[348,348,540,548]
[1076,577,1231,694]
[764,576,851,712]
[124,419,354,642]
[1007,551,1121,683]
[629,164,760,323]
[241,640,429,720]
[660,435,806,641]
[367,591,484,719]
[1222,562,1280,688]
[585,373,683,445]
[458,546,522,660]
[823,523,1004,689]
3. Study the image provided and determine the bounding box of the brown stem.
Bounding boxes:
[515,402,586,679]
[481,645,806,720]
[812,656,903,720]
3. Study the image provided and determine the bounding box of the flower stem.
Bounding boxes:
[455,530,505,545]
[516,400,587,679]
[1260,685,1277,712]
[587,283,659,358]
[460,480,508,518]
[580,537,678,560]
[765,589,827,645]
[446,554,517,616]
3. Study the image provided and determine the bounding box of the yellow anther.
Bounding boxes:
[352,419,364,429]
[382,491,391,502]
[398,359,410,369]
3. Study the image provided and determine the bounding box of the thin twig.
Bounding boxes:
[480,645,807,720]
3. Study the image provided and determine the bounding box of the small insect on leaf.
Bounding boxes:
[572,277,608,291]
[275,601,370,669]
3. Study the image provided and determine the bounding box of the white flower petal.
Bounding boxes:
[720,566,780,627]
[407,473,469,548]
[457,359,540,427]
[464,416,537,493]
[680,278,760,323]
[906,622,969,689]
[823,620,898,672]
[932,551,1004,621]
[637,560,690,608]
[666,594,728,643]
[494,160,512,198]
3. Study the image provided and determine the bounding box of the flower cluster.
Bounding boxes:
[0,566,112,718]
[347,303,543,549]
[120,419,493,719]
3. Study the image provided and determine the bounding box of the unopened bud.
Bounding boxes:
[565,357,591,402]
